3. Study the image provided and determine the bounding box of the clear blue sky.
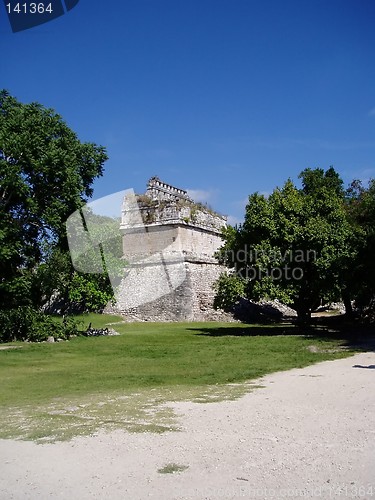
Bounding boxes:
[1,0,375,224]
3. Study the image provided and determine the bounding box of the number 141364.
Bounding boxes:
[6,3,53,14]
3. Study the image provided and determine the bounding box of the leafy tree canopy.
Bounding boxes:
[216,167,357,322]
[0,91,108,308]
[345,178,375,310]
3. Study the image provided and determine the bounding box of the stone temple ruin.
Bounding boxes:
[114,176,227,321]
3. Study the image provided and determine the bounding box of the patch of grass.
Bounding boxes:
[157,463,189,474]
[0,316,357,442]
[0,382,261,443]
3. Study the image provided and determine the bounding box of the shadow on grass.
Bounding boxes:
[190,324,298,337]
[189,316,375,352]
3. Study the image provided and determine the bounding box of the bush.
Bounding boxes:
[213,273,245,311]
[0,307,78,343]
[67,273,114,313]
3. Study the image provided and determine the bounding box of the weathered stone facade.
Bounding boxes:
[114,177,228,321]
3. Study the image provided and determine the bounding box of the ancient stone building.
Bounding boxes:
[114,176,227,321]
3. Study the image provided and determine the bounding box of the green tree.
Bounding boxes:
[300,166,344,197]
[62,212,124,312]
[345,178,375,314]
[217,167,356,323]
[0,90,108,308]
[213,272,245,311]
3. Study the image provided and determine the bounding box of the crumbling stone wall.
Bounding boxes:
[187,260,228,321]
[113,177,228,321]
[115,259,230,322]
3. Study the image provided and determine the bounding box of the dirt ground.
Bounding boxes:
[1,352,375,499]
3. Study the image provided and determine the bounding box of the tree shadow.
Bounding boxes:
[309,316,375,352]
[189,316,375,352]
[189,324,298,337]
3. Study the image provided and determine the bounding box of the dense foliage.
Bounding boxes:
[0,90,109,308]
[0,307,78,343]
[345,179,375,318]
[216,167,374,323]
[0,91,112,340]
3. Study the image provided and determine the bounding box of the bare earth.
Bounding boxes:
[1,352,375,499]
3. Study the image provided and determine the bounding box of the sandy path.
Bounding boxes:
[1,352,375,499]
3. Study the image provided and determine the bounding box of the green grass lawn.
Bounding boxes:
[0,315,356,442]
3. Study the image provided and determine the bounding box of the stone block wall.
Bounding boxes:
[115,259,228,322]
[112,177,229,322]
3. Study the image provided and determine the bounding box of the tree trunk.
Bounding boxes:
[342,290,353,319]
[296,301,311,326]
